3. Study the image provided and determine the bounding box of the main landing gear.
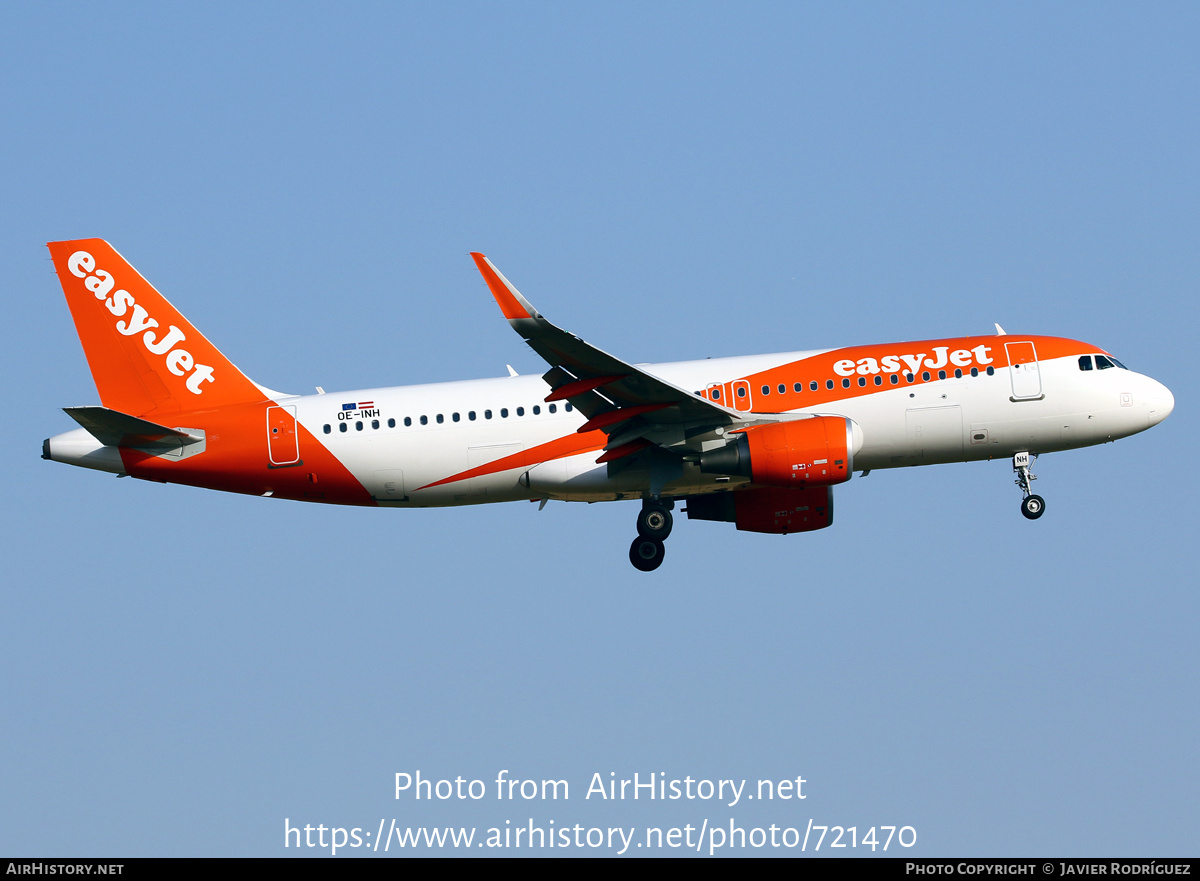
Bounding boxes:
[629,498,673,571]
[1013,451,1045,520]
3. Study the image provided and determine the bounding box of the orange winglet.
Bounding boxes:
[545,374,627,402]
[595,438,651,464]
[470,252,531,320]
[576,403,671,433]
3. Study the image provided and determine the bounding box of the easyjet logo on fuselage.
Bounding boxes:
[67,250,215,395]
[832,344,994,377]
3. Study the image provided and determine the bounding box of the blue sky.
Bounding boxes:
[2,2,1196,856]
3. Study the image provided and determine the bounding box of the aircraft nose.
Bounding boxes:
[1146,379,1174,427]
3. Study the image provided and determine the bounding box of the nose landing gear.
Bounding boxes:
[1013,452,1045,520]
[629,499,673,571]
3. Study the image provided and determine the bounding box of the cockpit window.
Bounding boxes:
[1083,353,1129,371]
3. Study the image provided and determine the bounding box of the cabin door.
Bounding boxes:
[1005,341,1043,400]
[266,405,300,466]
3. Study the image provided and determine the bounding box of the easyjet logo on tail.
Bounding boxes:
[67,250,215,395]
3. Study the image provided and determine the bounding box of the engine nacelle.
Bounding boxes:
[685,486,834,534]
[699,415,860,488]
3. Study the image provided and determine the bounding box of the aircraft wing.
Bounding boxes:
[470,254,750,463]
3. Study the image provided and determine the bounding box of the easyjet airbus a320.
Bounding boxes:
[43,240,1174,570]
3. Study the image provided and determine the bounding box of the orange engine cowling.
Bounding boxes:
[698,415,857,488]
[684,486,834,534]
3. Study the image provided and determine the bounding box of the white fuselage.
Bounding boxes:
[278,347,1171,507]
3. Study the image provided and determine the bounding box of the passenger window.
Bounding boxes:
[922,371,931,381]
[516,407,525,416]
[970,367,978,377]
[372,419,380,429]
[501,408,509,418]
[323,424,331,434]
[737,387,746,398]
[533,405,540,415]
[761,385,770,395]
[857,377,866,387]
[565,403,573,412]
[388,418,396,428]
[954,368,962,378]
[842,378,851,389]
[938,370,947,380]
[986,366,995,375]
[484,410,492,419]
[906,373,915,382]
[468,411,476,421]
[780,384,787,394]
[1079,356,1093,371]
[810,381,818,391]
[794,383,802,393]
[355,421,363,431]
[420,415,428,425]
[549,404,557,413]
[452,412,460,422]
[890,374,899,384]
[712,389,721,401]
[826,380,834,390]
[874,375,882,385]
[436,414,444,423]
[339,423,347,433]
[404,417,412,427]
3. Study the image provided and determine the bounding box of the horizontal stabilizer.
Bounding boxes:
[63,406,202,449]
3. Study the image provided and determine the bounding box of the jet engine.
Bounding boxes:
[698,415,862,487]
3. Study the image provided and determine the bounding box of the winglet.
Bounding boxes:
[470,253,538,321]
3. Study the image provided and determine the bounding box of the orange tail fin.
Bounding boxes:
[48,239,269,418]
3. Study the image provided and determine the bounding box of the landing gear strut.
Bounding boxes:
[1013,452,1045,520]
[629,499,673,571]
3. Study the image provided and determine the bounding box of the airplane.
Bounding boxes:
[42,239,1174,571]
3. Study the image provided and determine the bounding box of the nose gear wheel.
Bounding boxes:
[1013,452,1046,520]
